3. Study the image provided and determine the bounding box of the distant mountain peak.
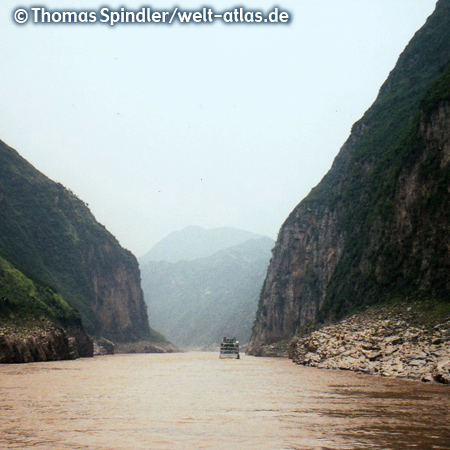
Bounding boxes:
[140,235,274,347]
[139,226,268,264]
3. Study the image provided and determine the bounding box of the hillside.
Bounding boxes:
[0,139,156,352]
[139,226,264,264]
[141,236,274,348]
[249,0,450,356]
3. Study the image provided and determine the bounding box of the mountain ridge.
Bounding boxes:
[249,0,450,356]
[141,235,274,348]
[139,226,266,264]
[0,138,158,358]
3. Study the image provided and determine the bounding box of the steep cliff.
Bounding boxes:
[249,0,450,355]
[0,139,152,345]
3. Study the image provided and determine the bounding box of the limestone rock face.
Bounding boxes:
[66,325,95,357]
[248,206,343,353]
[433,359,450,384]
[86,241,150,342]
[248,0,450,355]
[94,337,116,356]
[0,322,93,363]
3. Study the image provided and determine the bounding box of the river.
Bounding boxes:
[0,352,449,449]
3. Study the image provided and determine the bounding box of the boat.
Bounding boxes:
[219,337,240,359]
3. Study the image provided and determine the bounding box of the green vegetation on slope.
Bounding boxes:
[421,63,450,115]
[0,144,102,331]
[0,140,151,341]
[253,0,450,345]
[297,1,450,323]
[320,60,450,321]
[0,255,80,327]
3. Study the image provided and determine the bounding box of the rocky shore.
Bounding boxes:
[0,320,181,363]
[94,337,116,356]
[115,340,181,354]
[0,320,93,363]
[289,303,450,385]
[94,337,181,355]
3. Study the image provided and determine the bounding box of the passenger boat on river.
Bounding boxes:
[219,337,240,359]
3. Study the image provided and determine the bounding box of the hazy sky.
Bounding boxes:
[0,0,437,256]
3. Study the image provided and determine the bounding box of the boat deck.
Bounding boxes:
[219,337,240,359]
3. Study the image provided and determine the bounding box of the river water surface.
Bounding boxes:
[1,352,449,449]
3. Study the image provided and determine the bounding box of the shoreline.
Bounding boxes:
[289,303,450,385]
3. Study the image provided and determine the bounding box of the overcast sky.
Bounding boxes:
[0,0,437,257]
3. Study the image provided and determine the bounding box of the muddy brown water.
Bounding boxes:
[0,352,449,449]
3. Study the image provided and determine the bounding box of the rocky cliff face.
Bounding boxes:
[85,240,151,341]
[250,206,344,350]
[0,139,152,349]
[249,0,450,355]
[0,320,93,363]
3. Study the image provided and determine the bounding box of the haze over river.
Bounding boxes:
[1,352,449,449]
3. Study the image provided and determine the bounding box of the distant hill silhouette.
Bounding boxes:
[140,234,274,348]
[139,226,265,264]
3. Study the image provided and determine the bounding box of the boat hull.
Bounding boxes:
[219,352,240,359]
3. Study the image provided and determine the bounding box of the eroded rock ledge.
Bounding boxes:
[290,304,450,384]
[0,321,93,363]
